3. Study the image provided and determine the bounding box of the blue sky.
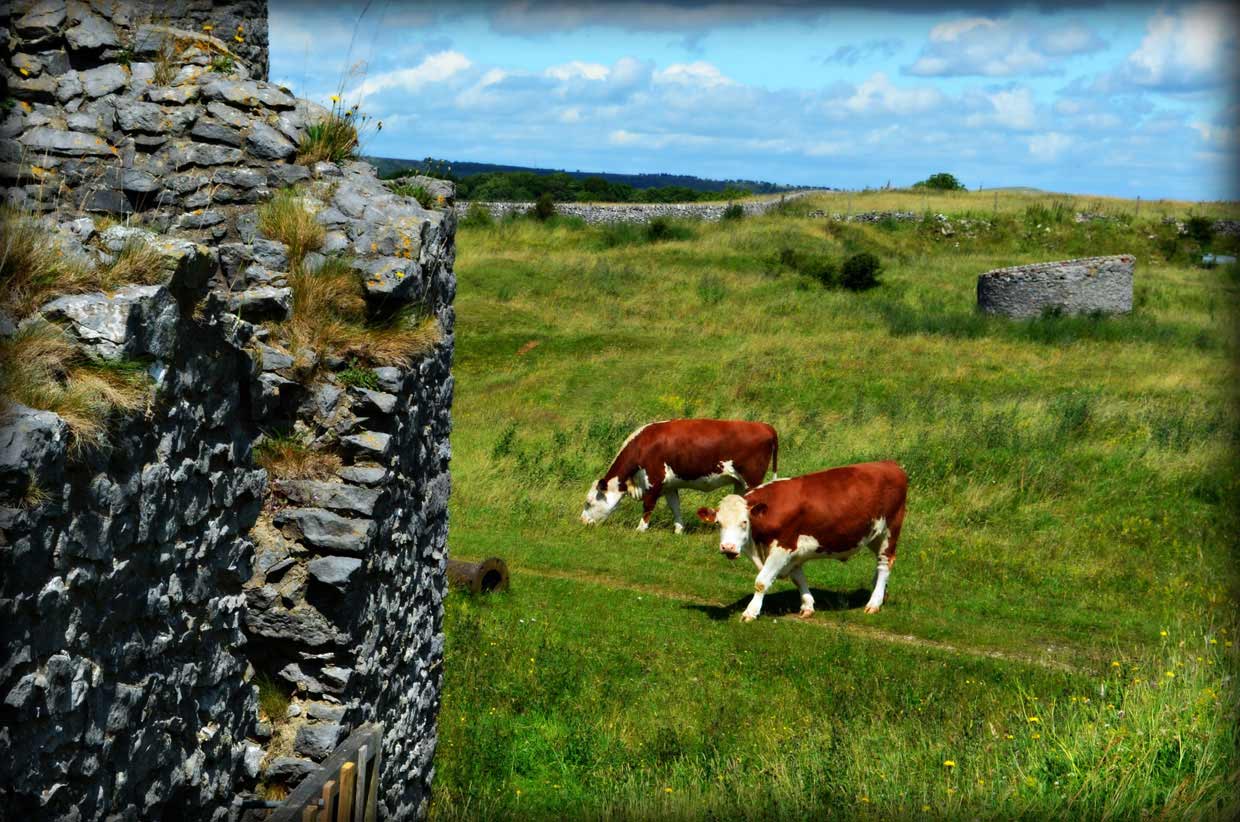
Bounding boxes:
[268,1,1238,200]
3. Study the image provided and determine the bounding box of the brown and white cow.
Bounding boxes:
[581,419,778,534]
[697,461,907,620]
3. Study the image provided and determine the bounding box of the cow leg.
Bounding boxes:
[791,566,814,618]
[664,488,684,534]
[864,525,894,614]
[742,542,790,622]
[636,485,661,532]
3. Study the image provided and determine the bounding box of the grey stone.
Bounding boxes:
[274,508,374,554]
[336,466,386,486]
[0,404,69,498]
[250,239,289,270]
[242,743,264,778]
[55,70,83,102]
[175,210,225,229]
[214,167,266,189]
[79,64,127,98]
[306,702,347,722]
[294,722,346,761]
[255,343,294,372]
[266,757,320,782]
[268,164,311,187]
[276,481,380,515]
[115,101,161,133]
[166,142,245,169]
[121,169,159,193]
[15,0,66,37]
[97,226,214,295]
[341,431,391,458]
[228,286,292,322]
[372,367,404,393]
[18,127,115,157]
[201,79,296,111]
[147,85,199,105]
[307,556,363,590]
[244,597,339,647]
[38,285,178,361]
[190,119,243,147]
[356,256,423,304]
[354,389,398,416]
[65,9,119,51]
[244,121,295,160]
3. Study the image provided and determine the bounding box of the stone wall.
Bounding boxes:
[976,255,1134,318]
[451,189,817,224]
[2,2,453,819]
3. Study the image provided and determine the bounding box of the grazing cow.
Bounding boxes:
[697,461,907,621]
[581,419,779,533]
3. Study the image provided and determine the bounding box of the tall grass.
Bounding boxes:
[257,189,325,264]
[0,322,147,452]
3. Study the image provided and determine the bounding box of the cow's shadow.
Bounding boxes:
[685,586,872,620]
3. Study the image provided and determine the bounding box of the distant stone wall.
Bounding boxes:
[452,190,817,224]
[977,255,1134,318]
[1,2,453,819]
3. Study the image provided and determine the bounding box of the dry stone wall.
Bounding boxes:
[2,2,453,819]
[452,190,817,224]
[976,255,1134,318]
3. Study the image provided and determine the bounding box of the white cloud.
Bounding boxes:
[1120,3,1237,90]
[906,16,1104,77]
[349,51,472,99]
[965,86,1037,130]
[844,73,942,115]
[546,61,610,81]
[653,61,734,88]
[1028,132,1073,162]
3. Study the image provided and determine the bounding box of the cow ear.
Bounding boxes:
[596,479,607,493]
[696,507,717,523]
[749,502,768,519]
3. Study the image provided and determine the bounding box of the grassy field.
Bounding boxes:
[430,190,1240,820]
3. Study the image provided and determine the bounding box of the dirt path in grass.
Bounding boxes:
[516,564,1085,675]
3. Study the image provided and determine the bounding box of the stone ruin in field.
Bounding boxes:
[976,255,1135,318]
[1,1,454,818]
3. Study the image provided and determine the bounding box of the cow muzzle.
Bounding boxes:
[720,546,739,560]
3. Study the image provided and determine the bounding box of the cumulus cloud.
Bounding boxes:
[905,16,1105,77]
[349,51,473,99]
[653,61,734,88]
[842,73,943,115]
[965,86,1038,130]
[1108,3,1239,92]
[1028,131,1073,161]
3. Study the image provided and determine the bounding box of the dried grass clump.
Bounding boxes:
[297,116,359,165]
[279,256,444,368]
[2,208,171,318]
[257,189,325,264]
[253,433,342,480]
[0,322,147,452]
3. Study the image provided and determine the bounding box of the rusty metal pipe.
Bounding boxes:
[446,557,509,593]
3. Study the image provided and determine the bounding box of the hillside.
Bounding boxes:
[364,155,804,194]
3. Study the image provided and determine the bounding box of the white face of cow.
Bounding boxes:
[581,477,624,525]
[697,494,754,559]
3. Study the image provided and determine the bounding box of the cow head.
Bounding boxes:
[697,495,765,560]
[581,476,625,525]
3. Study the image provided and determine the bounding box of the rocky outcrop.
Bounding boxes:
[977,255,1135,318]
[1,2,453,819]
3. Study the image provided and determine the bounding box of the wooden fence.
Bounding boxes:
[269,723,383,822]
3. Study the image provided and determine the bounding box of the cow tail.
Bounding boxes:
[770,430,779,479]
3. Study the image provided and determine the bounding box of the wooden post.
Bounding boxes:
[364,740,382,822]
[337,762,357,822]
[301,807,317,822]
[319,780,336,822]
[354,745,368,822]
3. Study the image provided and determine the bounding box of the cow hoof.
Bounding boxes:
[740,613,757,623]
[864,605,881,614]
[673,525,685,535]
[797,609,815,620]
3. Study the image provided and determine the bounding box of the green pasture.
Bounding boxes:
[431,192,1240,820]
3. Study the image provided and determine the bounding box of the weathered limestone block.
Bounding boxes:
[0,404,69,500]
[294,722,347,761]
[275,481,380,516]
[976,255,1134,318]
[307,556,363,590]
[98,226,215,295]
[38,285,179,361]
[274,508,374,553]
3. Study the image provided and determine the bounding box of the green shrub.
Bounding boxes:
[913,172,966,191]
[644,217,692,243]
[721,203,744,220]
[530,192,556,221]
[391,183,434,209]
[338,359,380,389]
[1185,216,1215,247]
[461,202,494,228]
[840,252,882,291]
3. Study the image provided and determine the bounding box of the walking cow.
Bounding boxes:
[581,419,779,534]
[697,461,908,621]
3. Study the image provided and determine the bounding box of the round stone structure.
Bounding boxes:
[977,254,1134,318]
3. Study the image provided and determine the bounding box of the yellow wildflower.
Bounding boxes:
[203,23,214,31]
[1031,732,1041,739]
[330,94,341,103]
[1160,630,1168,637]
[1027,716,1040,723]
[943,760,955,768]
[1111,660,1120,667]
[664,787,673,793]
[1165,671,1175,678]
